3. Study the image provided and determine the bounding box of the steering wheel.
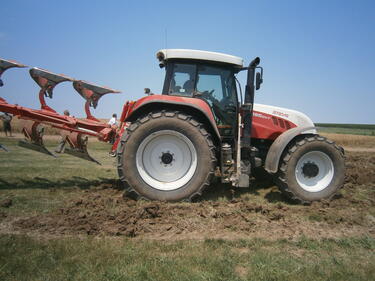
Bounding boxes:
[200,89,215,102]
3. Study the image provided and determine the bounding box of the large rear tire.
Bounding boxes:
[117,111,216,201]
[276,135,345,203]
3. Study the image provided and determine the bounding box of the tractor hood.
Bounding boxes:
[254,103,315,129]
[251,103,317,140]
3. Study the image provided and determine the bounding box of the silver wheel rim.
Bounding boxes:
[295,151,334,192]
[136,130,197,191]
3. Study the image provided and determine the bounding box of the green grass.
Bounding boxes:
[315,123,375,136]
[0,235,374,281]
[0,136,117,215]
[315,123,375,130]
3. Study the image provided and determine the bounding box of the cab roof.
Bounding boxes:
[156,49,244,68]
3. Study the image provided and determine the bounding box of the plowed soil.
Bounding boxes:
[2,151,375,240]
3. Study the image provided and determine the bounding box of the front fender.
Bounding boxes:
[264,126,317,174]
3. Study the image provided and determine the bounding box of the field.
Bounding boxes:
[315,123,375,136]
[0,132,374,280]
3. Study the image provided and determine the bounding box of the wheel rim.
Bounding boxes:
[295,151,334,192]
[136,130,197,191]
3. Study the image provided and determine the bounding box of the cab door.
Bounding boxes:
[196,65,238,136]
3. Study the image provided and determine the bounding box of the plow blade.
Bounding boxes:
[63,132,101,165]
[0,59,27,86]
[18,139,56,157]
[73,80,120,108]
[64,147,101,165]
[0,144,9,152]
[29,67,75,112]
[29,67,75,99]
[73,80,120,121]
[18,121,56,157]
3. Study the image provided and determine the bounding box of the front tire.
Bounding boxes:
[117,111,216,201]
[252,167,273,182]
[276,135,345,203]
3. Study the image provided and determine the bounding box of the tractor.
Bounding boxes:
[0,49,345,203]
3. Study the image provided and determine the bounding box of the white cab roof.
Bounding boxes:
[157,49,243,68]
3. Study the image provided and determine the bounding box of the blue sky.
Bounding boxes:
[1,0,374,123]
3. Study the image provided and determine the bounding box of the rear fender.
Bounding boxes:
[125,96,221,145]
[264,126,317,174]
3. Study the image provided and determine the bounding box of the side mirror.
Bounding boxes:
[256,72,263,90]
[144,88,152,95]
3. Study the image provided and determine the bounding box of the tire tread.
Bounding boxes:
[276,135,345,204]
[117,110,216,201]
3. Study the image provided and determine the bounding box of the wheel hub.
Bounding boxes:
[302,162,319,178]
[295,150,334,193]
[135,130,197,191]
[161,152,174,165]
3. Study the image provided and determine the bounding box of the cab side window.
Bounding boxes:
[196,71,224,101]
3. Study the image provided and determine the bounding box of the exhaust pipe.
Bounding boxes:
[242,57,260,148]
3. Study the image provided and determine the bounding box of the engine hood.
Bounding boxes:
[250,103,317,140]
[254,103,315,129]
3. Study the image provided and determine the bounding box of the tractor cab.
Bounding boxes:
[157,49,244,136]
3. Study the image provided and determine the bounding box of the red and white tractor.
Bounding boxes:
[0,49,345,203]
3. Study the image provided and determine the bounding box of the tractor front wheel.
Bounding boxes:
[117,111,216,201]
[276,135,345,203]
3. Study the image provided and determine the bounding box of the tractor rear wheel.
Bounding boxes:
[276,135,345,203]
[117,111,216,201]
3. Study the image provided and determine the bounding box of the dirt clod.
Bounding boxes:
[1,199,12,208]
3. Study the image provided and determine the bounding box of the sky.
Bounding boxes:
[1,0,374,123]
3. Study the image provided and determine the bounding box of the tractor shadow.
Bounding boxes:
[0,177,122,191]
[200,178,296,205]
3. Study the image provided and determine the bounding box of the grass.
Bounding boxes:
[315,123,375,130]
[0,235,374,281]
[316,123,375,136]
[0,136,116,216]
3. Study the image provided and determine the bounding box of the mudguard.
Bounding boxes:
[264,126,317,174]
[125,95,221,143]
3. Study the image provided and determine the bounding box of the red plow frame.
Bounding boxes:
[0,58,121,164]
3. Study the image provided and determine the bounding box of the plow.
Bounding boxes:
[0,50,345,203]
[0,58,121,164]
